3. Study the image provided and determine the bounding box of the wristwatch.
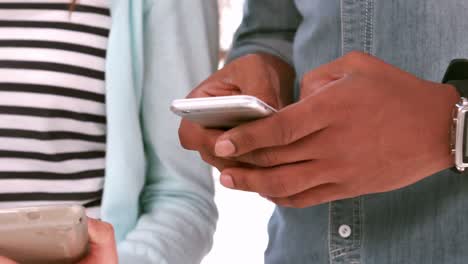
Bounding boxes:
[443,59,468,172]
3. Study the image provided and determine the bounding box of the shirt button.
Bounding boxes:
[338,224,352,238]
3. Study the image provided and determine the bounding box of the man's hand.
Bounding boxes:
[179,53,295,171]
[79,218,118,264]
[214,51,460,208]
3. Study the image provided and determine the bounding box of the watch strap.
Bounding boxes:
[443,59,468,173]
[445,80,468,98]
[442,59,468,97]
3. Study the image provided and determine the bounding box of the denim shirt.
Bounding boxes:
[228,1,468,263]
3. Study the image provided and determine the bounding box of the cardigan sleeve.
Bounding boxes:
[117,1,219,263]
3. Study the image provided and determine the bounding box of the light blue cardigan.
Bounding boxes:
[102,0,218,263]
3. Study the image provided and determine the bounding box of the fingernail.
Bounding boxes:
[215,139,236,157]
[220,174,235,189]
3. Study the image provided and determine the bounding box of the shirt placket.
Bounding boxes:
[329,198,363,264]
[331,0,375,263]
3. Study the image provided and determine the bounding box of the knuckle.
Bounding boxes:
[187,86,204,98]
[235,131,257,150]
[237,173,252,191]
[237,169,262,192]
[99,221,115,235]
[269,175,290,197]
[178,123,193,150]
[199,153,220,168]
[272,116,294,145]
[252,151,279,167]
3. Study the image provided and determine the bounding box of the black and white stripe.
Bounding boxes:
[0,0,110,218]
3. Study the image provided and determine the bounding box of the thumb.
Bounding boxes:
[213,109,294,157]
[79,218,118,264]
[87,218,116,246]
[214,96,330,157]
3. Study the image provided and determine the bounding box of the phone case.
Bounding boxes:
[0,205,88,264]
[171,95,277,128]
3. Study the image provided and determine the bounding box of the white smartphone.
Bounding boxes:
[171,95,277,128]
[0,205,88,264]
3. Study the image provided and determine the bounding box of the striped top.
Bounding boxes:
[0,0,110,218]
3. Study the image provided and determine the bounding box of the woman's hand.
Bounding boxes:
[78,218,118,264]
[0,219,118,264]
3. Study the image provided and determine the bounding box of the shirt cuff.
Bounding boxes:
[227,37,294,65]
